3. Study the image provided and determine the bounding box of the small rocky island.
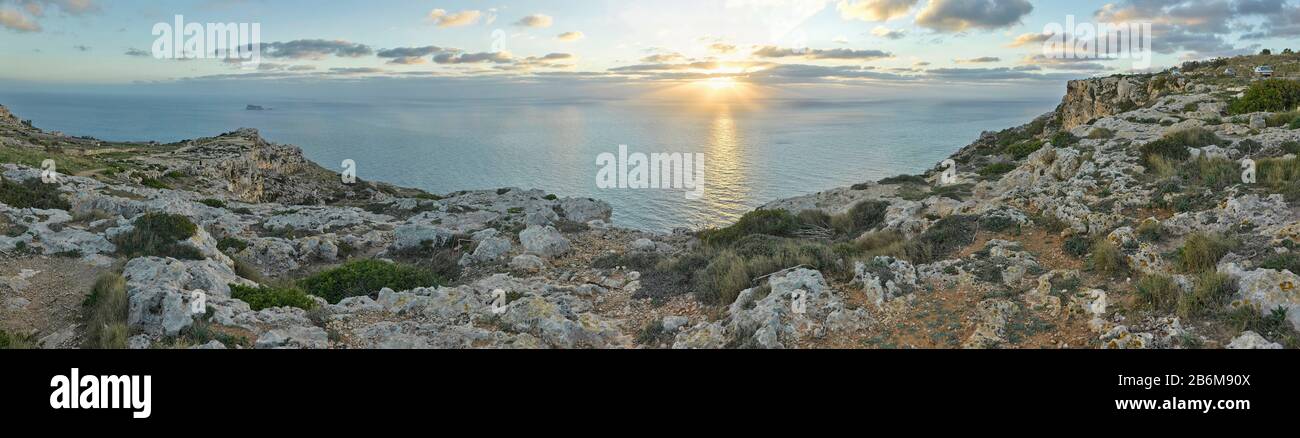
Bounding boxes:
[246,105,267,111]
[1,53,1298,349]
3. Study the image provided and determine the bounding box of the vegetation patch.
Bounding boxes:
[1177,232,1238,273]
[906,215,979,264]
[1228,79,1300,114]
[83,273,128,349]
[298,259,445,304]
[0,176,70,210]
[1134,274,1179,312]
[198,198,227,208]
[1140,128,1225,166]
[230,283,318,311]
[113,212,202,260]
[1177,271,1237,318]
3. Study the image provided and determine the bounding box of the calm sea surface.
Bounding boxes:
[0,91,1055,231]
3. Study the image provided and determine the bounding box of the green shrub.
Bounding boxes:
[1178,232,1237,273]
[700,209,800,246]
[1226,305,1300,348]
[1063,235,1091,258]
[1180,157,1239,190]
[199,199,227,208]
[830,201,889,236]
[113,212,202,260]
[1257,157,1300,188]
[298,259,445,304]
[1261,253,1300,274]
[83,273,128,349]
[0,177,70,210]
[693,251,751,305]
[906,215,978,264]
[1050,131,1079,148]
[1006,140,1045,160]
[1140,128,1224,165]
[1228,79,1300,114]
[1177,271,1237,318]
[1266,111,1300,127]
[1281,141,1300,155]
[878,174,927,185]
[0,330,36,349]
[139,177,171,190]
[231,283,318,311]
[979,162,1017,178]
[1134,274,1178,312]
[1091,240,1127,277]
[217,237,248,253]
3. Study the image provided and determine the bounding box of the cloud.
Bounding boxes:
[925,66,1084,82]
[837,0,919,21]
[125,48,150,57]
[915,0,1034,32]
[1019,54,1110,72]
[376,45,456,64]
[709,42,738,54]
[73,44,89,51]
[557,31,585,42]
[752,45,892,61]
[0,7,40,32]
[329,67,387,75]
[748,63,914,84]
[833,35,850,44]
[641,52,687,63]
[872,26,907,39]
[955,56,1000,63]
[258,39,373,59]
[514,14,554,28]
[434,51,514,64]
[1006,32,1054,48]
[428,9,482,28]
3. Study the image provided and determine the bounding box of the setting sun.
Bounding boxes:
[704,77,738,90]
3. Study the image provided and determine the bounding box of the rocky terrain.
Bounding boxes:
[2,53,1298,349]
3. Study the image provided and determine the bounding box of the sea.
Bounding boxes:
[0,91,1056,231]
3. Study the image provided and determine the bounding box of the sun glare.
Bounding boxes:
[704,77,738,90]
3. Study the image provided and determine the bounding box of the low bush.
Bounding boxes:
[0,176,69,210]
[1050,131,1080,148]
[198,199,227,209]
[699,209,799,246]
[1176,271,1237,318]
[217,237,248,253]
[830,201,889,237]
[230,283,318,311]
[1006,140,1044,160]
[1090,240,1128,277]
[1063,235,1091,258]
[1228,79,1300,114]
[1178,232,1237,273]
[298,259,445,304]
[1140,128,1225,166]
[878,174,927,185]
[979,162,1017,178]
[1180,157,1239,190]
[0,330,36,349]
[906,215,978,264]
[113,212,202,260]
[1134,274,1178,312]
[82,273,128,349]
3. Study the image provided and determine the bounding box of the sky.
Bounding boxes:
[1,0,1297,99]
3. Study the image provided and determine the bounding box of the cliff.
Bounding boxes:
[1,53,1298,350]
